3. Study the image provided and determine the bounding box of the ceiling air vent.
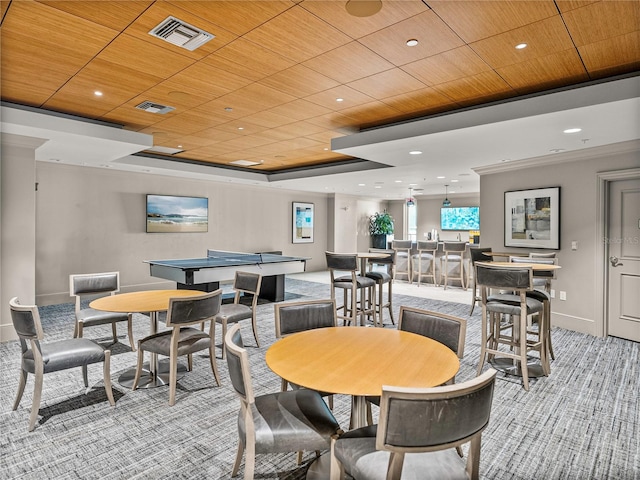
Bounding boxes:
[135,101,175,114]
[149,16,214,51]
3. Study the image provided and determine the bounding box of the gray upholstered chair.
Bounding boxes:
[330,369,497,480]
[224,324,342,479]
[9,297,115,431]
[69,271,135,350]
[476,263,547,390]
[529,252,557,259]
[215,271,262,359]
[365,248,396,326]
[132,289,222,405]
[391,240,412,283]
[441,242,467,290]
[411,241,439,287]
[468,247,493,315]
[325,251,376,327]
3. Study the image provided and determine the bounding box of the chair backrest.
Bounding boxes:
[367,248,396,265]
[376,369,496,454]
[233,271,262,295]
[476,264,533,291]
[225,324,255,404]
[70,272,120,297]
[275,299,337,338]
[398,307,466,358]
[509,256,558,280]
[469,247,492,266]
[443,241,466,253]
[325,251,358,272]
[9,297,44,344]
[529,252,557,258]
[392,240,412,250]
[416,241,438,252]
[165,289,222,327]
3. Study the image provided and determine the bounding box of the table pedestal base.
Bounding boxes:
[490,357,546,378]
[118,359,187,389]
[305,453,330,480]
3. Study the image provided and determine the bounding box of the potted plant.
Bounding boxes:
[369,211,394,249]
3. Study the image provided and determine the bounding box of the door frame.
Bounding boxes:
[596,167,640,337]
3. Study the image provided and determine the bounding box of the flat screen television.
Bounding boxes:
[146,194,208,233]
[440,206,480,231]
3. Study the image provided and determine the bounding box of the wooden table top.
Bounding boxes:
[477,261,561,271]
[90,289,204,313]
[266,327,460,397]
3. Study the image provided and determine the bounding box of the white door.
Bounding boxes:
[607,178,640,341]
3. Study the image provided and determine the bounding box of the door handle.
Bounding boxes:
[610,256,624,267]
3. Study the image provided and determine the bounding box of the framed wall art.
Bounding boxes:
[504,187,560,249]
[292,202,314,243]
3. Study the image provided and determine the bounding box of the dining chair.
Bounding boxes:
[476,263,547,391]
[215,271,262,359]
[325,251,376,327]
[391,240,412,283]
[441,242,467,290]
[69,271,135,351]
[468,247,493,315]
[364,248,396,326]
[132,289,222,406]
[411,241,439,287]
[9,297,116,431]
[330,369,497,480]
[224,324,342,479]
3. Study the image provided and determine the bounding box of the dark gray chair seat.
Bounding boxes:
[78,308,129,327]
[335,275,376,288]
[364,270,392,282]
[22,338,107,374]
[134,328,212,356]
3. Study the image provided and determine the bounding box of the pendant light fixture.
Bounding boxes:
[406,187,415,206]
[442,185,451,207]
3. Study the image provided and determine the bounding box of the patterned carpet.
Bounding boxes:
[1,278,638,479]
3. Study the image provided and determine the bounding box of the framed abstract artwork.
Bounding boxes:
[504,187,560,249]
[292,202,314,243]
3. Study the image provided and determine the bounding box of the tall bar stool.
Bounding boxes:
[364,248,396,326]
[325,252,376,326]
[441,241,467,290]
[469,247,493,315]
[391,240,413,283]
[476,263,547,391]
[411,241,439,286]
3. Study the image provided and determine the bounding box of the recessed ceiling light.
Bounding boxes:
[451,179,459,183]
[336,98,344,102]
[358,183,365,186]
[406,39,418,47]
[374,185,382,189]
[515,43,528,50]
[564,128,582,134]
[94,91,103,96]
[224,107,233,112]
[238,127,244,130]
[409,183,417,186]
[324,147,329,151]
[177,145,183,148]
[395,180,402,183]
[550,148,565,153]
[409,150,422,155]
[437,176,445,179]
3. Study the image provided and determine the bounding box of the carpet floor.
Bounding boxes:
[0,278,638,479]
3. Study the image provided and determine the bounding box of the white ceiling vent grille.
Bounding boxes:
[135,101,175,114]
[149,16,214,51]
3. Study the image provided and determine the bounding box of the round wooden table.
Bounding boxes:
[266,327,460,428]
[91,289,204,388]
[476,261,561,271]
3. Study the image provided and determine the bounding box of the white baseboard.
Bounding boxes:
[551,311,599,337]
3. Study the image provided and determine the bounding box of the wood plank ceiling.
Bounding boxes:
[1,0,638,173]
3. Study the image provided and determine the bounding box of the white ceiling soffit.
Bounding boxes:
[0,104,153,163]
[332,75,640,168]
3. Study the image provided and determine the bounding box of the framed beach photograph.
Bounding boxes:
[292,202,314,243]
[146,194,208,233]
[504,187,560,249]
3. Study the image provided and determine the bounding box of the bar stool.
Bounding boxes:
[364,248,395,326]
[391,240,412,283]
[325,252,376,326]
[441,242,467,290]
[476,263,547,391]
[411,241,439,286]
[468,247,493,315]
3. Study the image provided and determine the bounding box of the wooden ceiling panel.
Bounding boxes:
[429,0,559,43]
[123,1,237,59]
[0,0,9,20]
[348,69,428,100]
[304,85,376,112]
[555,1,599,13]
[433,70,515,106]
[339,101,404,127]
[578,31,640,76]
[188,127,242,144]
[38,0,153,31]
[170,1,292,37]
[498,49,589,94]
[266,99,332,122]
[299,0,427,39]
[302,41,395,84]
[402,46,492,86]
[243,5,351,63]
[100,106,168,131]
[240,110,296,130]
[562,1,640,46]
[212,119,270,136]
[163,61,253,100]
[142,108,231,136]
[259,64,340,99]
[380,87,457,116]
[470,16,575,69]
[358,10,466,67]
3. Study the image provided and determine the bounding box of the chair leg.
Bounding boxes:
[13,369,27,410]
[330,435,345,480]
[103,350,115,406]
[388,280,395,325]
[127,316,136,352]
[131,344,144,391]
[187,353,193,371]
[518,315,530,391]
[221,321,228,359]
[231,440,244,477]
[477,308,488,376]
[82,364,89,388]
[208,340,221,387]
[28,363,44,432]
[243,439,255,480]
[251,314,261,348]
[111,322,118,345]
[169,351,178,406]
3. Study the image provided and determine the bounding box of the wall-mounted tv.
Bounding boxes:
[146,194,208,233]
[441,206,480,231]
